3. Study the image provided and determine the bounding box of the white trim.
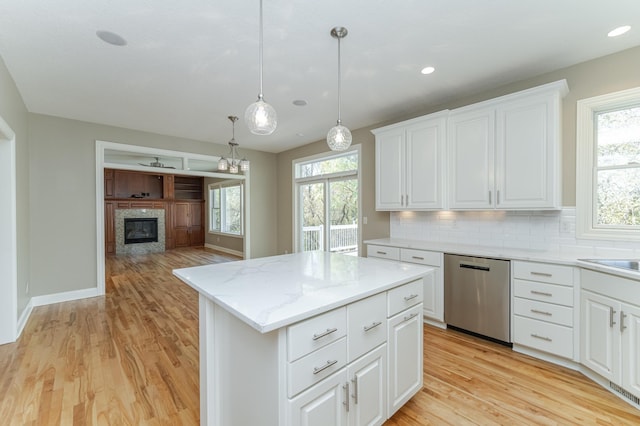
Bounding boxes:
[31,287,101,307]
[576,86,640,241]
[0,115,17,345]
[16,299,34,338]
[204,243,244,258]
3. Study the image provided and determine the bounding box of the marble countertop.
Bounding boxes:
[173,251,433,334]
[365,238,640,281]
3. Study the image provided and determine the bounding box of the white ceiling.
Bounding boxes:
[1,0,640,153]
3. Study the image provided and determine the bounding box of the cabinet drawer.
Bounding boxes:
[400,248,441,267]
[288,307,347,362]
[513,279,573,307]
[513,297,573,327]
[367,245,400,261]
[388,279,423,317]
[513,315,573,359]
[288,337,347,398]
[347,292,387,363]
[513,261,574,286]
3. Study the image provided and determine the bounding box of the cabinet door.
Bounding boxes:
[495,92,560,209]
[189,202,204,246]
[448,107,494,209]
[621,303,640,397]
[422,267,443,322]
[375,129,405,210]
[581,291,621,383]
[348,345,387,426]
[405,117,446,210]
[174,202,190,228]
[289,370,348,426]
[387,304,423,416]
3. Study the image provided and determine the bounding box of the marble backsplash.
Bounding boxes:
[115,209,165,255]
[390,208,640,258]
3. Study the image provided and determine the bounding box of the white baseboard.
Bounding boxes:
[16,298,34,338]
[204,243,244,258]
[31,287,101,307]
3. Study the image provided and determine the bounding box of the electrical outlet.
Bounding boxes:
[25,281,29,294]
[363,216,368,225]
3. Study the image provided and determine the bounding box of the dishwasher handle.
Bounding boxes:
[459,262,491,272]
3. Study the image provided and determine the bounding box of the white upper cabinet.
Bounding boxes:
[373,111,448,210]
[448,80,568,210]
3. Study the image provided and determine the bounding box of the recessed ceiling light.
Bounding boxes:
[421,66,435,75]
[96,30,127,46]
[608,25,631,37]
[292,99,308,106]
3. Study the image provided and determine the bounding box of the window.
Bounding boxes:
[576,87,640,240]
[294,147,360,255]
[209,181,244,235]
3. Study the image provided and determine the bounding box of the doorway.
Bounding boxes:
[0,115,17,344]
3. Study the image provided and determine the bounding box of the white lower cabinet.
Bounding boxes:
[288,278,426,426]
[289,369,349,426]
[511,261,577,360]
[387,304,423,416]
[581,269,640,402]
[367,244,444,325]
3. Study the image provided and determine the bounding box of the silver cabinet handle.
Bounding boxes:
[403,312,418,322]
[401,195,404,206]
[312,327,337,340]
[489,190,492,204]
[497,190,500,205]
[376,250,387,255]
[406,194,409,205]
[530,271,552,277]
[313,359,338,375]
[610,307,617,328]
[363,321,382,332]
[531,334,552,342]
[621,311,627,332]
[404,294,419,301]
[531,290,553,297]
[530,309,552,316]
[351,377,358,404]
[343,382,350,412]
[411,256,424,260]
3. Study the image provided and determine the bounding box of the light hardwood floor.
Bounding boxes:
[1,247,639,425]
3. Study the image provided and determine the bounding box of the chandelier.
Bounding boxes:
[218,116,249,173]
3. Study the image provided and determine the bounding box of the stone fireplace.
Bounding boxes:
[115,209,165,255]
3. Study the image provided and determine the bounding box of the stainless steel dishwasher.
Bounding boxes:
[444,254,511,343]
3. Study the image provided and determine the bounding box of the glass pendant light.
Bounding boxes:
[218,116,250,173]
[245,0,277,135]
[327,26,352,151]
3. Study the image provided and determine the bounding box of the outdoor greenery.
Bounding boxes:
[596,107,640,226]
[210,183,243,234]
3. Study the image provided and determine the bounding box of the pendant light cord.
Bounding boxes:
[258,0,264,100]
[337,35,342,125]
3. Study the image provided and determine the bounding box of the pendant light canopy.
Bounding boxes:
[245,0,277,135]
[218,116,249,174]
[327,26,352,151]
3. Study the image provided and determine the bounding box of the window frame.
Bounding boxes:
[576,86,640,241]
[208,180,244,237]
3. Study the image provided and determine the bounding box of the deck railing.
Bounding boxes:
[302,224,358,253]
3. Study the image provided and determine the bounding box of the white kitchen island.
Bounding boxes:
[173,251,433,426]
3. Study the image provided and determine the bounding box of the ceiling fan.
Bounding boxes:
[138,157,175,169]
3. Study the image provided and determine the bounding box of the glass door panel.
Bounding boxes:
[329,178,358,255]
[299,182,325,251]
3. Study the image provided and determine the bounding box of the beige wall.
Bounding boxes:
[275,45,640,253]
[28,114,277,296]
[0,57,30,320]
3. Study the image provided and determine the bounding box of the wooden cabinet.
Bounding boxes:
[373,111,447,210]
[512,261,577,360]
[104,170,205,253]
[581,269,640,401]
[174,201,204,248]
[448,80,567,210]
